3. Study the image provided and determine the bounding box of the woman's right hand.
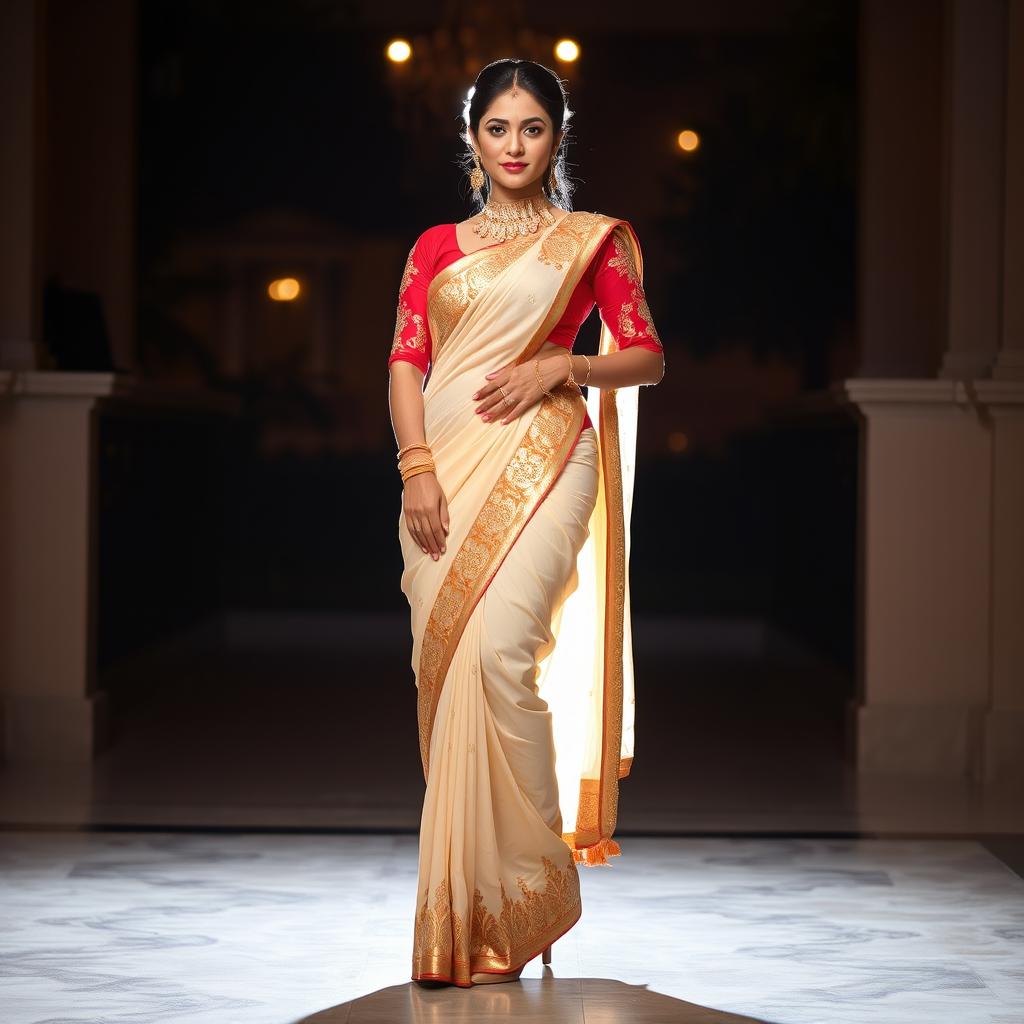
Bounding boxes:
[403,472,450,560]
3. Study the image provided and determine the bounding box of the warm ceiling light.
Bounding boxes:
[677,129,700,153]
[387,39,412,63]
[268,278,301,302]
[554,39,580,62]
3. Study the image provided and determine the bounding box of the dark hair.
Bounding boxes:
[460,59,575,211]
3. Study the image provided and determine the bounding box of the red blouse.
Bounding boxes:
[388,221,664,431]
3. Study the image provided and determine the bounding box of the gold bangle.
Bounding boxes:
[399,452,434,469]
[401,462,435,483]
[398,452,434,472]
[398,447,433,463]
[399,459,434,476]
[534,358,556,399]
[563,351,583,394]
[397,441,431,460]
[579,353,593,388]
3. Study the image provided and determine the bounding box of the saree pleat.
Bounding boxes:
[398,211,644,985]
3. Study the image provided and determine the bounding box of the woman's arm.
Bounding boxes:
[473,224,665,423]
[389,361,449,561]
[473,347,663,424]
[546,345,664,391]
[387,230,449,561]
[389,360,429,452]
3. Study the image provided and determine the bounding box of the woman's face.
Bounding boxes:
[471,86,562,198]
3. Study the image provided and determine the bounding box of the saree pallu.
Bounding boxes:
[398,211,642,986]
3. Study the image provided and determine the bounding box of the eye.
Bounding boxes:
[485,125,545,136]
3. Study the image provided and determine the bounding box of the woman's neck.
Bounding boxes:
[486,184,548,206]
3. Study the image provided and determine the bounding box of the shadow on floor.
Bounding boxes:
[296,977,773,1024]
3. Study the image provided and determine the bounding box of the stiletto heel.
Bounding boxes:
[542,943,552,965]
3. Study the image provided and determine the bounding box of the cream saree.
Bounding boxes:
[398,211,642,986]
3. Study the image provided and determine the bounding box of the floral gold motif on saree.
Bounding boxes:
[417,381,586,777]
[412,852,581,986]
[536,211,606,271]
[427,231,542,356]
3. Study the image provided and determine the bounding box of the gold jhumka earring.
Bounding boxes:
[469,150,486,191]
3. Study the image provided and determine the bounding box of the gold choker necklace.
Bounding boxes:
[472,194,558,243]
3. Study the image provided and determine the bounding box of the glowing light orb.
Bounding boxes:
[386,39,412,63]
[677,129,700,152]
[268,278,301,302]
[554,39,580,62]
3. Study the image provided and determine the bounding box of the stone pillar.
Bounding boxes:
[976,381,1024,781]
[939,0,1008,380]
[846,0,1024,783]
[857,0,945,378]
[844,381,993,777]
[980,12,1024,780]
[0,374,120,761]
[0,1,41,369]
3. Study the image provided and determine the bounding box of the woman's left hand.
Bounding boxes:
[472,357,563,425]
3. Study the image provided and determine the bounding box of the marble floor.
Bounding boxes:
[1,831,1022,1024]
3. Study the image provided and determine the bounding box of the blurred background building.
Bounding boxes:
[0,0,1020,835]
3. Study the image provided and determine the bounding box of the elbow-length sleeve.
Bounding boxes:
[387,232,434,374]
[592,224,664,353]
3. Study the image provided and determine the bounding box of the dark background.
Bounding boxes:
[91,0,858,674]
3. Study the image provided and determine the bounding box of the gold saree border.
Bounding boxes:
[411,851,581,987]
[566,220,645,860]
[416,383,586,778]
[416,211,624,780]
[426,220,561,306]
[517,212,624,365]
[426,212,621,365]
[426,230,545,359]
[597,381,626,840]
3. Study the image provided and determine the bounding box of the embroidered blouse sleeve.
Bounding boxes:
[592,224,664,353]
[387,230,434,374]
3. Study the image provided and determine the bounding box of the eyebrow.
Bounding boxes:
[485,116,547,126]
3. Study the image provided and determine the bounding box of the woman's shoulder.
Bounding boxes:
[404,223,456,275]
[407,222,452,252]
[419,221,457,240]
[562,211,638,247]
[564,210,631,229]
[564,211,639,253]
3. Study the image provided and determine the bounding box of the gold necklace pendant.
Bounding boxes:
[472,194,558,243]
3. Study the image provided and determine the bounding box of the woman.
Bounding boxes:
[387,59,665,988]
